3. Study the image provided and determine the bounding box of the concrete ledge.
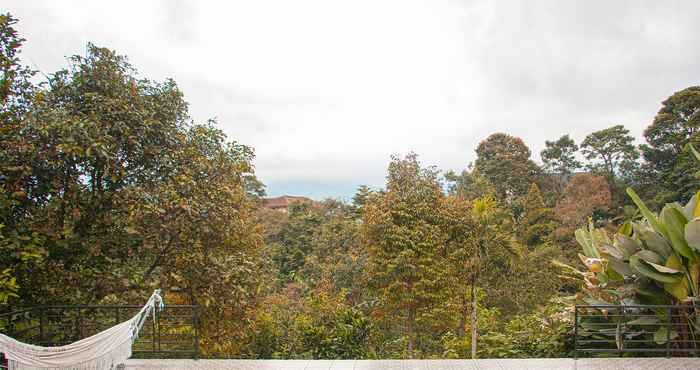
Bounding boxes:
[125,358,699,370]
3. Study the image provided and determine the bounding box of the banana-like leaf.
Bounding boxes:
[618,221,633,237]
[635,224,673,259]
[626,316,659,325]
[636,250,664,265]
[663,254,689,300]
[691,261,700,290]
[576,228,600,258]
[600,243,624,259]
[647,261,681,274]
[614,234,640,259]
[628,188,668,238]
[653,326,679,345]
[635,286,671,305]
[683,191,700,220]
[608,257,633,277]
[630,252,683,284]
[660,206,695,260]
[551,259,587,276]
[685,218,700,253]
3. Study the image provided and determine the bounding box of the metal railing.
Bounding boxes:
[0,304,199,362]
[575,304,700,358]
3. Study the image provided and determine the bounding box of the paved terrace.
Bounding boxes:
[125,358,699,370]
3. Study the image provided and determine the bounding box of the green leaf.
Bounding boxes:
[647,261,681,274]
[630,252,683,284]
[653,326,678,345]
[575,228,600,258]
[613,234,640,259]
[682,191,700,220]
[663,254,689,300]
[618,222,633,237]
[627,188,667,238]
[635,225,673,259]
[626,316,659,326]
[608,258,633,277]
[660,206,695,260]
[685,219,700,253]
[635,250,664,265]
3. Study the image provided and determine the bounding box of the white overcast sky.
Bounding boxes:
[6,1,700,199]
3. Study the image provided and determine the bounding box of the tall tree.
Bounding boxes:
[474,133,539,201]
[640,86,700,204]
[540,134,582,175]
[519,183,555,248]
[464,196,512,358]
[270,201,323,283]
[553,174,611,258]
[580,125,638,183]
[0,32,266,356]
[362,153,447,357]
[0,13,42,306]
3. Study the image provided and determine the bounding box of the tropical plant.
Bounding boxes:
[563,147,700,350]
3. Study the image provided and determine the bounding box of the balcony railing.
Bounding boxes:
[0,303,200,365]
[574,304,700,358]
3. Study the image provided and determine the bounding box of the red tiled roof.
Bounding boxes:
[263,196,312,209]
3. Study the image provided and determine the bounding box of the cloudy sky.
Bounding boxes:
[6,1,700,199]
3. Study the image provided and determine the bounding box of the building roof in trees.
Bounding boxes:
[263,196,313,211]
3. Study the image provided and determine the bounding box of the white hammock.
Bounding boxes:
[0,290,164,370]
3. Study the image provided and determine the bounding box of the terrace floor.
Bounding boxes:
[125,358,699,370]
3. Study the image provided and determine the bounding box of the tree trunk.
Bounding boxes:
[407,307,416,358]
[458,294,467,337]
[470,275,478,359]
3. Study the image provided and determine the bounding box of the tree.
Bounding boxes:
[270,201,323,283]
[519,183,555,248]
[580,125,639,184]
[474,133,539,201]
[444,169,496,200]
[540,134,582,175]
[463,196,513,357]
[553,174,611,258]
[640,86,700,205]
[0,13,42,307]
[362,153,447,357]
[0,27,266,355]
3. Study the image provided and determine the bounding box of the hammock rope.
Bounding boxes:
[0,290,164,370]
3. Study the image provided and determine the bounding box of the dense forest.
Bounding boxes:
[1,14,699,359]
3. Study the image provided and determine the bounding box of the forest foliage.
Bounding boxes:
[2,14,700,359]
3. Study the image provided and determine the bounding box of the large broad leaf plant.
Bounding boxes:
[564,144,700,348]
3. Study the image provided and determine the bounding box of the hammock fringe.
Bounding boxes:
[1,290,163,370]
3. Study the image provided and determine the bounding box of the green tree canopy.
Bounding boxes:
[640,86,700,204]
[362,153,447,357]
[540,134,581,175]
[581,125,638,181]
[474,133,539,201]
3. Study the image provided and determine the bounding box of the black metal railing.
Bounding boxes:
[575,304,700,358]
[0,304,199,361]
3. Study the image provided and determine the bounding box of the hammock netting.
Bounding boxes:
[0,290,163,370]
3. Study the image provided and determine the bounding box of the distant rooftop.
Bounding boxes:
[263,195,313,211]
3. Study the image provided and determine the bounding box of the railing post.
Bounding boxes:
[78,308,84,339]
[151,308,156,354]
[156,308,161,352]
[619,306,624,357]
[39,307,45,344]
[574,306,578,360]
[666,306,671,359]
[193,306,200,360]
